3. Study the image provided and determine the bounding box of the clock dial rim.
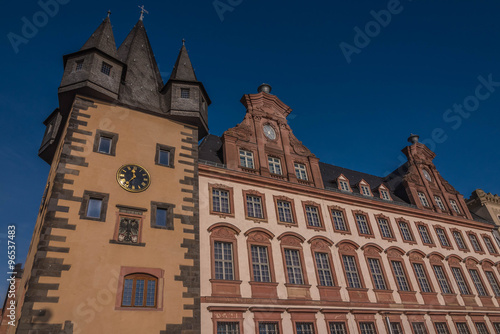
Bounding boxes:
[263,124,277,140]
[422,169,432,182]
[116,164,151,193]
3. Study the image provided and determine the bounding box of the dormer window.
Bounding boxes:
[101,62,112,76]
[434,196,446,211]
[337,175,351,192]
[380,189,391,200]
[418,192,429,207]
[294,163,308,180]
[449,199,460,214]
[75,60,84,72]
[360,185,371,196]
[268,156,282,175]
[181,88,190,98]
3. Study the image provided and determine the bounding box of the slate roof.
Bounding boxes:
[80,17,118,59]
[199,134,408,204]
[170,44,198,82]
[117,20,163,112]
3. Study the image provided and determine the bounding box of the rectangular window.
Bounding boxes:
[436,228,450,247]
[469,269,487,296]
[155,144,175,168]
[246,195,263,219]
[158,150,170,166]
[484,236,497,254]
[251,245,271,283]
[434,196,446,211]
[296,323,314,334]
[399,221,414,242]
[433,265,452,294]
[380,189,391,200]
[101,62,112,75]
[87,198,102,218]
[493,323,500,334]
[390,322,403,334]
[418,192,429,207]
[435,322,450,334]
[305,206,321,227]
[342,255,362,288]
[268,156,282,175]
[476,323,489,334]
[418,225,432,244]
[277,200,293,223]
[98,136,112,154]
[239,150,254,169]
[485,271,500,296]
[391,261,410,291]
[329,322,347,334]
[155,208,167,227]
[356,214,371,235]
[217,322,239,334]
[294,163,308,180]
[413,263,432,292]
[378,218,393,238]
[412,322,427,334]
[456,323,470,334]
[212,189,230,213]
[331,210,347,231]
[453,231,467,250]
[121,274,157,308]
[75,60,84,71]
[315,252,334,286]
[284,249,304,285]
[368,258,387,290]
[451,267,470,295]
[339,180,350,191]
[214,242,234,280]
[361,185,371,196]
[259,322,278,334]
[180,88,190,98]
[359,322,376,334]
[468,234,482,252]
[450,199,461,214]
[151,202,174,230]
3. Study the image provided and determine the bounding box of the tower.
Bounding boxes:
[15,14,205,334]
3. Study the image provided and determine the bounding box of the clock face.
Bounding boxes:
[117,164,151,192]
[423,169,432,182]
[263,124,276,140]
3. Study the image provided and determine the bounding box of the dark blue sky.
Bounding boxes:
[1,0,499,298]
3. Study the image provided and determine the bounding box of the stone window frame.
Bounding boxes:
[465,258,490,298]
[251,307,285,334]
[273,195,298,226]
[337,240,367,292]
[358,179,372,197]
[242,189,268,223]
[120,273,158,308]
[386,247,417,304]
[289,309,319,334]
[450,228,469,252]
[150,201,175,230]
[238,147,257,171]
[79,190,109,222]
[362,244,392,292]
[328,205,351,235]
[432,321,451,334]
[447,256,473,297]
[337,174,351,192]
[208,183,235,218]
[481,234,499,255]
[208,223,242,298]
[207,307,246,334]
[374,214,396,241]
[481,260,500,298]
[408,250,436,294]
[267,155,283,176]
[302,200,325,231]
[410,320,430,334]
[245,228,277,284]
[180,87,190,98]
[453,321,471,334]
[109,211,145,247]
[115,266,164,311]
[353,311,378,334]
[352,210,375,239]
[433,225,453,250]
[396,218,417,245]
[100,61,112,75]
[415,221,436,247]
[321,311,350,334]
[155,143,175,168]
[378,184,392,201]
[93,129,118,156]
[293,161,309,182]
[428,253,455,296]
[278,233,310,288]
[466,231,485,255]
[309,236,338,295]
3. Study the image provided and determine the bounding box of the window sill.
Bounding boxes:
[115,306,162,311]
[109,240,146,247]
[210,211,235,219]
[151,225,174,230]
[333,229,352,235]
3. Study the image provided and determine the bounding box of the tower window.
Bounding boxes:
[101,62,112,75]
[268,156,282,175]
[239,150,254,169]
[80,190,109,222]
[98,136,112,154]
[360,185,371,196]
[93,130,118,156]
[450,199,461,214]
[75,60,84,71]
[155,144,175,168]
[339,180,350,191]
[418,192,429,207]
[87,198,102,218]
[294,163,308,180]
[121,273,157,307]
[181,88,190,98]
[151,202,174,230]
[434,196,446,211]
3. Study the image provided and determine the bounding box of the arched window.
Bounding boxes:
[121,273,157,308]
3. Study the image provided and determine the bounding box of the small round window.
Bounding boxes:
[422,169,432,182]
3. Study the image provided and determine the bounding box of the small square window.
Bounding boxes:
[155,144,175,168]
[181,88,190,98]
[98,137,112,154]
[156,208,167,227]
[101,62,112,75]
[151,202,174,230]
[75,60,84,71]
[87,198,102,218]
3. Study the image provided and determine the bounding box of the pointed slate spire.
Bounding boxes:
[80,16,118,59]
[118,20,163,112]
[170,42,198,82]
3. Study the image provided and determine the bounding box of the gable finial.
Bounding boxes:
[182,38,185,46]
[138,5,149,21]
[107,10,111,18]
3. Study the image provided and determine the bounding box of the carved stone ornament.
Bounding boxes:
[289,133,313,157]
[338,243,356,253]
[447,256,461,266]
[387,249,402,259]
[465,258,478,269]
[281,236,302,247]
[363,246,380,257]
[212,227,236,240]
[248,232,269,243]
[428,255,443,265]
[481,261,492,269]
[409,252,424,262]
[311,239,330,250]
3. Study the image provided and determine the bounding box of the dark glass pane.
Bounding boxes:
[156,208,167,227]
[87,198,102,218]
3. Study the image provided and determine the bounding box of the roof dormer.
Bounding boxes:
[337,174,351,192]
[358,179,372,197]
